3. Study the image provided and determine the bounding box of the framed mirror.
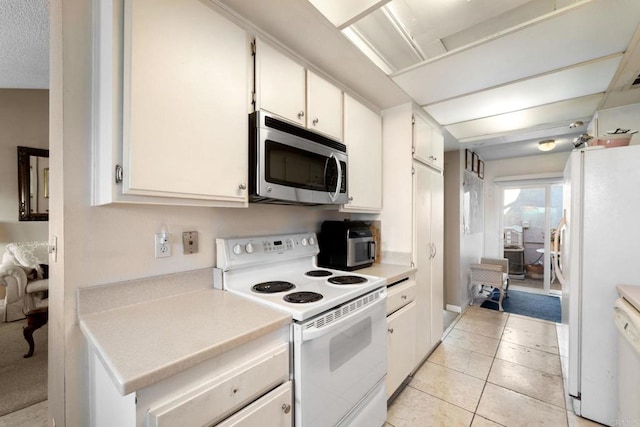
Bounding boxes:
[18,146,50,221]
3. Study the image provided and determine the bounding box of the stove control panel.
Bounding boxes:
[216,232,319,270]
[263,238,295,253]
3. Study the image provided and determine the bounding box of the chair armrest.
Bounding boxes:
[0,263,28,301]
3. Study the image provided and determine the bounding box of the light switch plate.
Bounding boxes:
[183,231,198,254]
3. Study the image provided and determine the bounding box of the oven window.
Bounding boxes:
[354,242,370,263]
[265,140,327,191]
[329,317,372,372]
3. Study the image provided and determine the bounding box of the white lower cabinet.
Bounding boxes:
[90,329,291,427]
[386,278,417,399]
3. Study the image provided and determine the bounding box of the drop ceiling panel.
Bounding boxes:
[445,93,604,141]
[392,0,640,105]
[307,0,390,28]
[425,55,622,125]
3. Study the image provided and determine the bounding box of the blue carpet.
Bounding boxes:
[480,289,561,323]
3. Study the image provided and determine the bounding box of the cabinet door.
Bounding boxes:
[430,130,444,170]
[216,382,292,427]
[412,114,432,166]
[255,39,306,127]
[413,162,433,360]
[123,0,248,202]
[341,94,381,213]
[306,70,343,141]
[387,301,417,399]
[413,114,444,170]
[430,172,444,347]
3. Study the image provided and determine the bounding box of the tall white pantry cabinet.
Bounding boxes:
[380,103,444,374]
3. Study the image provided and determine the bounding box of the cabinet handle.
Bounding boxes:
[388,328,394,334]
[313,118,319,126]
[429,155,437,161]
[401,295,407,300]
[238,183,247,190]
[298,111,305,119]
[348,196,354,202]
[282,403,291,414]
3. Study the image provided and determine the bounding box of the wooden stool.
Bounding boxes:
[23,307,48,358]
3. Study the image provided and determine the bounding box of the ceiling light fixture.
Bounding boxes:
[569,120,584,128]
[538,139,556,151]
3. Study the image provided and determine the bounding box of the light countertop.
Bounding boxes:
[618,285,640,313]
[79,287,291,395]
[357,263,416,285]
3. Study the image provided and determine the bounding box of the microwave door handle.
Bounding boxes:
[327,153,342,202]
[370,240,377,261]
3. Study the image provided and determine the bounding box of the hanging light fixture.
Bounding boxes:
[538,139,556,151]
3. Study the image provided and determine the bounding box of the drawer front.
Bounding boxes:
[147,344,289,427]
[386,279,416,315]
[216,381,292,427]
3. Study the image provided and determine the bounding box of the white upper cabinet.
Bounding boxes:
[306,70,344,141]
[341,94,382,213]
[93,0,249,207]
[413,114,444,171]
[254,39,306,127]
[254,39,343,141]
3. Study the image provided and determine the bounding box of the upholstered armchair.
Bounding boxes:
[0,242,49,322]
[469,257,509,312]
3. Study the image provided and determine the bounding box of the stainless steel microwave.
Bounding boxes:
[249,110,348,205]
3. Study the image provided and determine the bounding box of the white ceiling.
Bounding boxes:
[5,0,640,161]
[302,0,640,160]
[0,0,49,89]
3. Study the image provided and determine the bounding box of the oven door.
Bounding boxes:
[252,111,348,205]
[347,237,376,268]
[292,288,387,427]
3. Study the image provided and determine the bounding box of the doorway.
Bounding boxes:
[501,182,563,295]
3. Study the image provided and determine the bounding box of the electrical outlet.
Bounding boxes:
[183,231,198,254]
[155,233,171,258]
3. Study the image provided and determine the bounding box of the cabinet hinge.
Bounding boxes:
[411,167,415,175]
[115,165,123,184]
[411,115,415,125]
[250,40,256,56]
[411,146,416,154]
[251,91,256,105]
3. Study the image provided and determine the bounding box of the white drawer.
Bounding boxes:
[147,344,289,427]
[216,381,292,427]
[386,279,416,315]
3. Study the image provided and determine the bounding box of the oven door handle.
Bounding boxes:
[300,293,385,342]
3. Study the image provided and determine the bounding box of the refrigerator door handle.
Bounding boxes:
[554,210,567,287]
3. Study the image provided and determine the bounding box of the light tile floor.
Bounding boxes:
[386,305,602,427]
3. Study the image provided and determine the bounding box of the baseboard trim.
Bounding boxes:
[445,304,462,313]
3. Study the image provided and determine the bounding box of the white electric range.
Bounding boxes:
[215,232,388,427]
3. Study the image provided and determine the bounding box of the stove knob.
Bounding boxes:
[301,238,308,246]
[309,236,316,246]
[245,243,254,254]
[232,244,243,255]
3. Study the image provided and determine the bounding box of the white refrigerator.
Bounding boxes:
[557,145,640,426]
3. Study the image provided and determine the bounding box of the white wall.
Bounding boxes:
[482,151,570,258]
[443,150,485,308]
[0,90,49,254]
[50,3,348,425]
